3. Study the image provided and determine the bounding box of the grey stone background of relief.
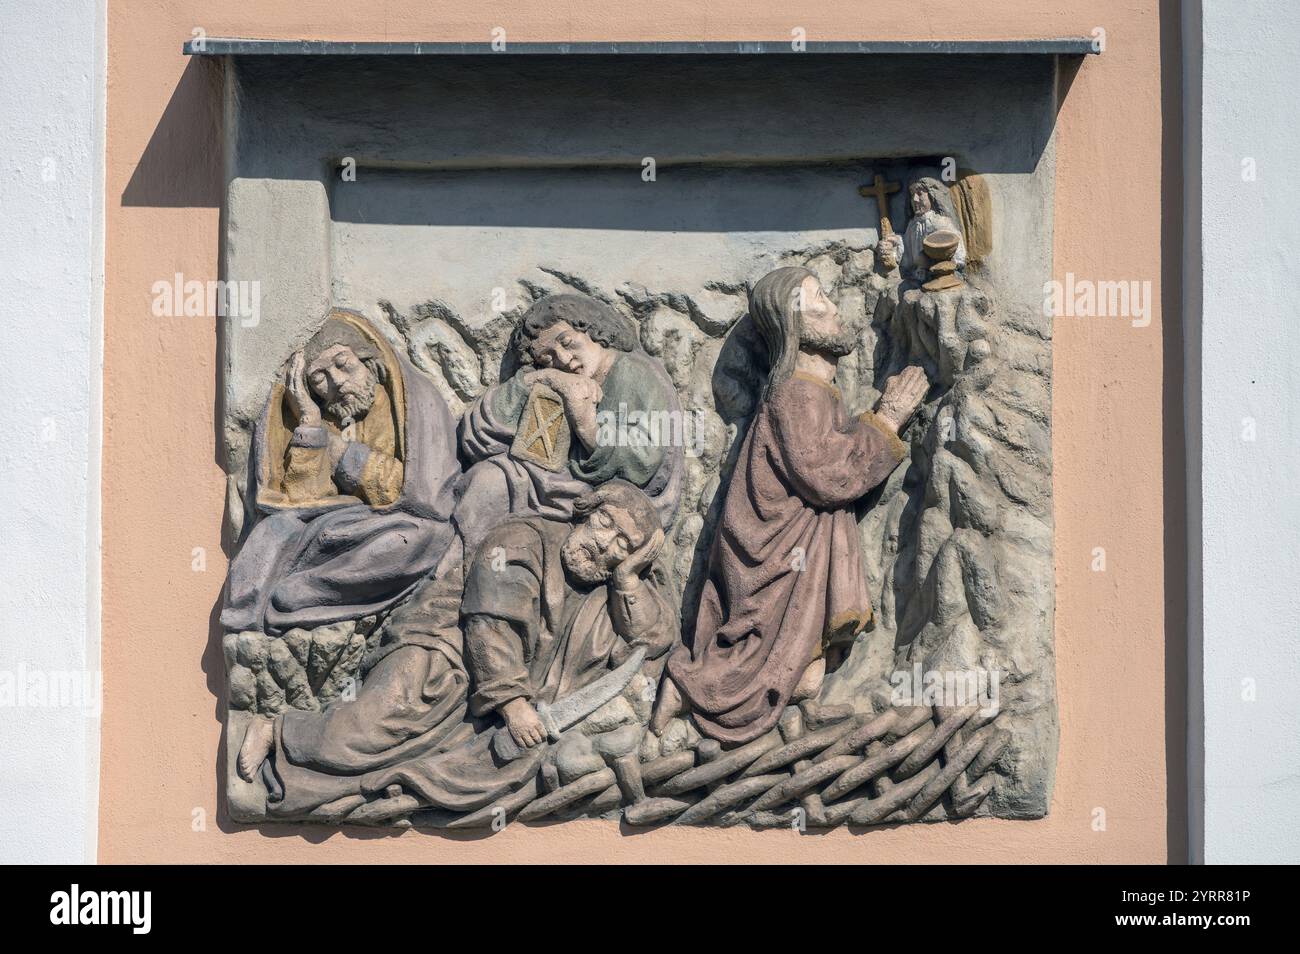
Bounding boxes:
[221,53,1059,817]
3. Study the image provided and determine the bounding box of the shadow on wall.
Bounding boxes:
[121,57,224,208]
[115,54,231,823]
[1158,0,1189,865]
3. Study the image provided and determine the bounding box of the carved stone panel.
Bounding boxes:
[218,52,1059,831]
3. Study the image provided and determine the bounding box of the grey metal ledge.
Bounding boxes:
[183,38,1100,57]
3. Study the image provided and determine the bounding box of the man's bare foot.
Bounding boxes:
[649,674,688,735]
[790,657,826,703]
[237,717,275,782]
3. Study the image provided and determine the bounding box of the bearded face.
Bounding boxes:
[795,276,858,357]
[799,321,858,357]
[308,344,379,427]
[324,377,377,426]
[560,529,611,585]
[560,503,635,585]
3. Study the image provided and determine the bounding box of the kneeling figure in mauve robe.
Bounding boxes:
[654,266,930,745]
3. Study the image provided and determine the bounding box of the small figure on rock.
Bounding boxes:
[885,177,968,284]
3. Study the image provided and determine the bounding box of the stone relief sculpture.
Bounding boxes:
[221,313,461,715]
[223,312,460,636]
[239,480,672,825]
[223,165,1055,830]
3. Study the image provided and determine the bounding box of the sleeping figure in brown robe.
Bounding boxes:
[234,480,673,822]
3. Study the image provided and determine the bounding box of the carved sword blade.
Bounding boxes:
[492,646,647,762]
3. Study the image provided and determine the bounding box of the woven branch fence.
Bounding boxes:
[341,703,1010,830]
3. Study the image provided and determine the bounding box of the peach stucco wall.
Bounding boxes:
[100,1,1180,862]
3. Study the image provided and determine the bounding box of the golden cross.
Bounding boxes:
[858,173,901,237]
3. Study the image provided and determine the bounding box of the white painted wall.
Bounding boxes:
[0,0,104,863]
[1196,0,1300,863]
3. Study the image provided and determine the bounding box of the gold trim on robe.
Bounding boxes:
[257,310,407,511]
